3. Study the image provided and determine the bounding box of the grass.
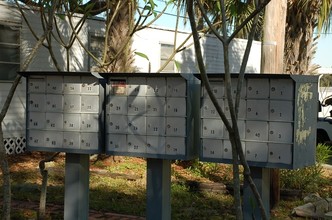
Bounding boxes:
[1,149,331,219]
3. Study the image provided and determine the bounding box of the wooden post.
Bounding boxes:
[261,0,287,208]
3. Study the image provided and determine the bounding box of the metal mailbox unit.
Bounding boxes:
[199,74,318,169]
[104,73,200,160]
[23,72,104,154]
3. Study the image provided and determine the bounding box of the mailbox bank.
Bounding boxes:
[199,74,318,169]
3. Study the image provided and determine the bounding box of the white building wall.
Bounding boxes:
[132,27,261,74]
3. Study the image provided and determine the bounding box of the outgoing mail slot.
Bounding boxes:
[64,94,81,112]
[146,116,165,136]
[127,134,146,153]
[107,114,128,133]
[202,118,223,138]
[28,112,46,129]
[81,114,99,131]
[46,94,63,112]
[80,132,98,150]
[269,100,293,121]
[107,134,127,152]
[166,77,186,97]
[46,75,63,94]
[146,77,166,96]
[201,139,223,158]
[223,140,245,160]
[45,113,63,130]
[246,100,269,120]
[81,95,99,113]
[64,76,81,93]
[28,130,45,147]
[109,96,127,115]
[63,113,80,130]
[127,77,147,96]
[81,76,99,94]
[268,122,293,143]
[166,117,186,137]
[247,78,269,99]
[29,94,46,112]
[128,116,146,135]
[270,79,294,100]
[146,97,166,116]
[128,96,146,115]
[45,132,63,148]
[245,142,268,162]
[146,136,166,154]
[63,131,80,149]
[29,77,45,93]
[166,97,186,117]
[268,143,292,164]
[165,137,185,155]
[245,121,268,141]
[109,79,127,96]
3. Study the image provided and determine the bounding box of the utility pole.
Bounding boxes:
[261,0,287,208]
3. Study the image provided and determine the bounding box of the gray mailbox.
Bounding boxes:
[104,73,200,160]
[23,72,104,154]
[199,74,318,169]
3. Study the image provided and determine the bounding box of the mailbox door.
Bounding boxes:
[166,77,186,97]
[268,143,292,164]
[270,79,294,100]
[29,77,46,93]
[201,139,223,158]
[201,118,223,138]
[165,137,185,155]
[109,96,128,115]
[46,94,63,112]
[269,100,293,121]
[146,136,166,154]
[107,114,128,134]
[81,76,99,94]
[223,140,246,160]
[81,114,99,132]
[268,122,293,143]
[146,97,166,116]
[45,113,63,130]
[127,77,147,96]
[46,75,63,94]
[146,77,166,96]
[64,76,81,94]
[29,94,46,112]
[246,100,269,121]
[64,94,81,113]
[63,131,80,149]
[128,96,146,116]
[80,132,99,150]
[146,116,165,136]
[29,112,46,129]
[127,134,146,153]
[28,130,45,147]
[81,95,99,113]
[128,116,146,135]
[63,113,80,131]
[245,142,268,162]
[166,97,186,117]
[107,134,127,152]
[245,121,268,141]
[166,117,186,136]
[247,78,269,99]
[45,132,63,148]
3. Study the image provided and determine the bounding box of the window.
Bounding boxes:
[160,43,175,73]
[0,24,20,80]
